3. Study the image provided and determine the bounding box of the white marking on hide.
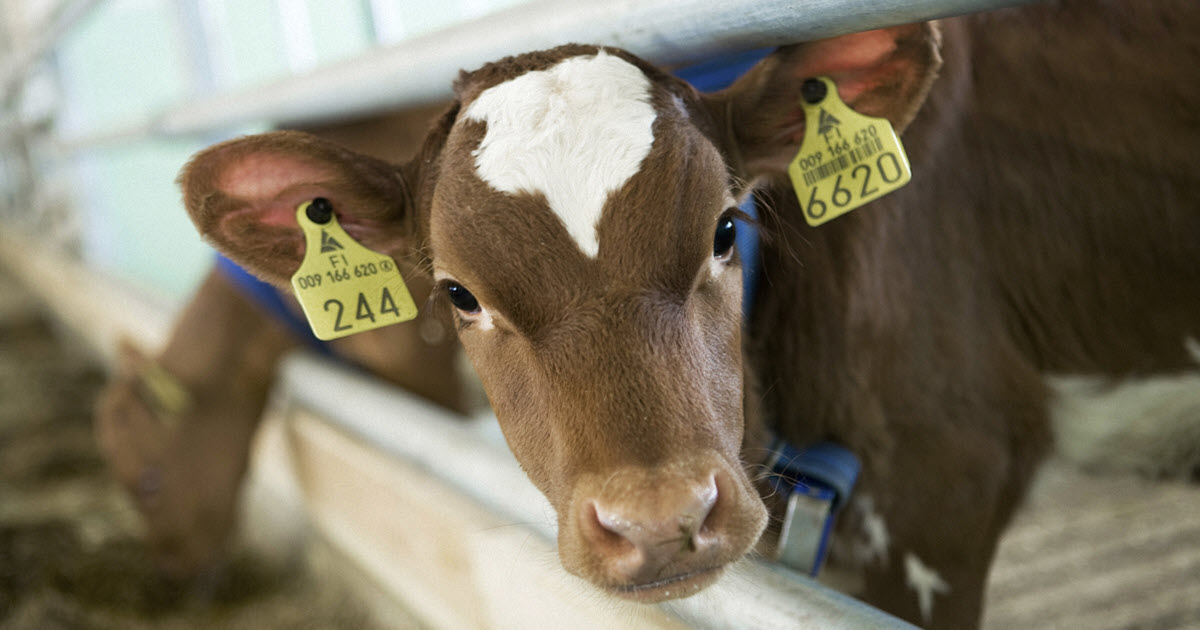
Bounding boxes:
[862,509,890,563]
[463,51,657,258]
[904,552,949,624]
[670,93,690,120]
[1186,336,1200,365]
[852,495,891,566]
[474,310,495,331]
[1049,372,1200,478]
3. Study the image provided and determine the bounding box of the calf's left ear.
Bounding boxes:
[709,23,943,181]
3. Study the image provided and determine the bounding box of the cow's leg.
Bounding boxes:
[857,464,1005,629]
[853,362,1051,629]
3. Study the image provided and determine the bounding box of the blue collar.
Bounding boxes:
[738,195,860,577]
[762,437,861,577]
[215,254,333,356]
[718,110,856,578]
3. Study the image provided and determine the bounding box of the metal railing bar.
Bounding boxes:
[55,0,1033,151]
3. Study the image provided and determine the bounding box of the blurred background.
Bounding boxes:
[1,5,534,627]
[0,0,530,305]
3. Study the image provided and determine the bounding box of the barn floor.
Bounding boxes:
[984,459,1200,629]
[0,268,390,630]
[3,262,1198,630]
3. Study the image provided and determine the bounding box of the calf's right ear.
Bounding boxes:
[709,23,943,183]
[178,130,420,287]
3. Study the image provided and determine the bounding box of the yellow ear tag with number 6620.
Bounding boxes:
[787,76,912,227]
[290,198,417,340]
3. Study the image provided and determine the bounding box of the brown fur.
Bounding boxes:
[170,1,1199,626]
[742,2,1200,626]
[95,270,297,575]
[95,266,463,577]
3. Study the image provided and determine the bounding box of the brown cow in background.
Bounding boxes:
[94,104,468,576]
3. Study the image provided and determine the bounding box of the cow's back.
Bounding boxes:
[752,1,1200,401]
[918,0,1200,374]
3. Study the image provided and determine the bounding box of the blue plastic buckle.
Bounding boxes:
[764,438,861,577]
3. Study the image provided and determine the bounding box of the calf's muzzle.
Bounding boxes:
[562,454,766,602]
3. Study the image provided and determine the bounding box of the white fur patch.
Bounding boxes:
[1049,371,1200,478]
[852,495,891,566]
[1186,336,1200,364]
[463,51,657,258]
[904,552,949,624]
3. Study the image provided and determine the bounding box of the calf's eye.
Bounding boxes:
[713,212,737,259]
[446,282,481,313]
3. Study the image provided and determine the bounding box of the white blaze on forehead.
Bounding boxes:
[463,51,657,258]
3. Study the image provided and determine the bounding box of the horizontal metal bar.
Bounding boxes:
[60,0,1033,150]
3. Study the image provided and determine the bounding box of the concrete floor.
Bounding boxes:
[0,268,385,630]
[984,460,1200,629]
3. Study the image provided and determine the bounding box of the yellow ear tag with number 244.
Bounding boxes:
[787,76,912,226]
[290,198,417,340]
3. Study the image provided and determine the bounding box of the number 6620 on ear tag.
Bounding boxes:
[289,198,417,340]
[787,76,912,226]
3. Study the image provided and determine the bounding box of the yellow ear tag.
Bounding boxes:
[787,76,912,227]
[289,198,417,340]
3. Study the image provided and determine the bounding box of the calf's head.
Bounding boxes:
[179,30,939,600]
[95,341,248,576]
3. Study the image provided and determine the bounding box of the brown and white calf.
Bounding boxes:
[174,1,1200,627]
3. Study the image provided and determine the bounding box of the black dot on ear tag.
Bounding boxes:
[801,79,827,105]
[306,197,334,224]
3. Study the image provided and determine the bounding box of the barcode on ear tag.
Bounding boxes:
[289,200,417,340]
[787,76,912,227]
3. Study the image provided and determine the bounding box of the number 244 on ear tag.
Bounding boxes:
[289,198,417,340]
[787,76,912,227]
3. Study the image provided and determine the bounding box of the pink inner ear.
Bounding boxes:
[218,152,340,228]
[795,29,900,104]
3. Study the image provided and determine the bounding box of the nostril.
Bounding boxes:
[583,501,637,553]
[697,472,727,540]
[687,476,718,536]
[586,476,722,551]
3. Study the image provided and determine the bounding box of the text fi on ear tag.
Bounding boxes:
[787,76,912,227]
[289,198,417,340]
